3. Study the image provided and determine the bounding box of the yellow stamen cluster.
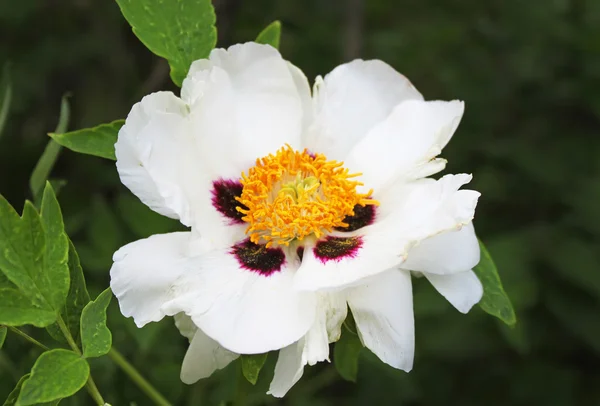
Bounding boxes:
[236,146,378,247]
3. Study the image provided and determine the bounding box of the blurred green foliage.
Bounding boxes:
[1,0,600,405]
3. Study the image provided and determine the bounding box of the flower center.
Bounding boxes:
[236,146,378,247]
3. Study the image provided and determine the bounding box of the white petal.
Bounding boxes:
[115,92,201,226]
[294,235,406,292]
[302,293,347,365]
[294,175,479,291]
[389,174,480,241]
[267,293,346,397]
[174,312,197,341]
[304,59,423,161]
[424,270,483,313]
[182,42,305,179]
[286,62,313,132]
[268,340,305,398]
[110,232,196,327]
[347,270,414,371]
[162,248,317,354]
[345,100,465,191]
[400,222,480,275]
[181,328,239,384]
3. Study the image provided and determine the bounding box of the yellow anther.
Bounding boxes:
[236,146,378,247]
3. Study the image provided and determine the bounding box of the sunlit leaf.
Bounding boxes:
[49,120,124,160]
[115,0,217,86]
[473,240,517,326]
[17,349,89,405]
[256,21,281,49]
[81,288,112,358]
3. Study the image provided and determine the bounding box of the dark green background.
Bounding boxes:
[1,0,600,404]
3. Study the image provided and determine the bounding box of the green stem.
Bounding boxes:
[55,316,80,354]
[56,315,106,406]
[108,348,171,406]
[8,327,50,351]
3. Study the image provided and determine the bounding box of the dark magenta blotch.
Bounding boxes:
[314,236,363,263]
[231,239,286,275]
[212,179,248,224]
[335,204,376,232]
[297,246,305,261]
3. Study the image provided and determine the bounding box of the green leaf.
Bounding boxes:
[473,240,517,326]
[40,183,70,310]
[241,353,268,385]
[115,0,217,87]
[0,199,46,303]
[0,185,70,327]
[49,120,124,160]
[80,288,112,358]
[17,349,89,405]
[30,95,71,202]
[0,289,56,327]
[256,21,281,49]
[334,325,363,382]
[0,63,12,139]
[46,239,90,344]
[0,325,6,348]
[3,374,60,406]
[0,198,54,325]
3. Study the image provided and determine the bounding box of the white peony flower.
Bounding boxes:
[110,42,483,397]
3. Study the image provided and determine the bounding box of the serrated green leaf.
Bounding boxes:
[241,353,268,385]
[49,120,124,160]
[17,349,89,405]
[46,239,90,344]
[81,288,112,358]
[0,63,12,139]
[115,0,217,86]
[0,325,6,348]
[473,240,517,326]
[334,325,363,382]
[0,198,53,320]
[30,95,71,202]
[40,184,69,310]
[0,185,70,327]
[256,21,281,49]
